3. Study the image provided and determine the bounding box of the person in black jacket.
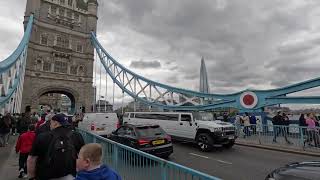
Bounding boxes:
[272,111,291,144]
[299,114,307,136]
[27,113,84,180]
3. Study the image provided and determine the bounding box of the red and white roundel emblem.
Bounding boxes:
[240,91,258,109]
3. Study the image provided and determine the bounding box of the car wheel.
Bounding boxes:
[223,140,235,149]
[196,133,213,152]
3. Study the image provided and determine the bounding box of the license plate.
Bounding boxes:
[228,136,234,140]
[152,139,165,145]
[96,128,105,131]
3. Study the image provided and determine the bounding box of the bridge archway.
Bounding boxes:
[24,86,87,114]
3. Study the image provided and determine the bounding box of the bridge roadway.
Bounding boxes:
[0,137,316,180]
[169,142,316,180]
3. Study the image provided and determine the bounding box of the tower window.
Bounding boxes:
[51,5,57,15]
[76,44,83,52]
[40,34,48,46]
[54,61,68,73]
[68,0,73,7]
[55,35,70,49]
[59,8,65,16]
[60,0,65,5]
[67,10,72,19]
[70,65,77,75]
[74,13,79,22]
[43,61,52,72]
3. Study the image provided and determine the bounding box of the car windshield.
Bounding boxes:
[193,112,214,121]
[136,125,166,138]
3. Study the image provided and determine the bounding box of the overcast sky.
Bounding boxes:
[1,0,320,109]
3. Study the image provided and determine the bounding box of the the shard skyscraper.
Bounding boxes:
[199,57,210,93]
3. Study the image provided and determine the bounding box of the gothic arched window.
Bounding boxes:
[70,65,77,75]
[68,0,73,7]
[43,61,52,72]
[78,65,86,76]
[55,35,70,49]
[60,0,65,5]
[50,5,57,15]
[54,61,68,73]
[59,7,65,17]
[40,34,48,46]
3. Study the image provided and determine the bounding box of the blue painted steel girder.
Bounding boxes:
[91,32,320,112]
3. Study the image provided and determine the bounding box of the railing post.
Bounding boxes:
[258,124,261,145]
[299,126,304,150]
[161,161,167,180]
[113,145,119,171]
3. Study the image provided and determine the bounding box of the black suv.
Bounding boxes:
[109,124,173,158]
[265,161,320,180]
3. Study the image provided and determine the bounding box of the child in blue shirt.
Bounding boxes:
[76,143,121,180]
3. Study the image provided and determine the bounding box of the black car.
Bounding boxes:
[108,124,173,158]
[265,161,320,180]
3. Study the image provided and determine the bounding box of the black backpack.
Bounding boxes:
[45,130,77,178]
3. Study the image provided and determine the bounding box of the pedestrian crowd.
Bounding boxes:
[299,113,320,147]
[234,112,258,137]
[0,109,121,180]
[234,111,320,148]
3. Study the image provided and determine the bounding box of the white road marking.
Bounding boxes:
[189,153,233,165]
[216,159,233,165]
[189,153,209,159]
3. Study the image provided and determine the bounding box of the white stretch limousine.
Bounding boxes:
[123,112,236,151]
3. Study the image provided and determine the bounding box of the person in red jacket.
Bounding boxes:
[16,124,35,178]
[35,114,46,129]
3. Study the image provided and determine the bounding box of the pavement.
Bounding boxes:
[0,135,20,180]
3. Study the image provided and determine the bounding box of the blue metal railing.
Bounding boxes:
[78,129,221,180]
[234,124,320,152]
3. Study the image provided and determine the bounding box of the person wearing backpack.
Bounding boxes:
[27,113,85,180]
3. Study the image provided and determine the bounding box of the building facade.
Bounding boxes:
[22,0,98,113]
[95,100,113,113]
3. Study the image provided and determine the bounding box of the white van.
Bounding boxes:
[123,112,236,151]
[78,113,120,137]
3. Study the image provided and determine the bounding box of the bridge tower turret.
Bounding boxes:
[87,0,98,33]
[22,0,98,113]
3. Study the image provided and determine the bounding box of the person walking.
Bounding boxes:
[27,113,85,180]
[272,111,292,144]
[305,113,320,147]
[282,113,290,134]
[234,113,242,137]
[35,114,46,129]
[0,112,12,147]
[249,114,257,134]
[243,112,251,137]
[299,113,307,137]
[16,124,36,178]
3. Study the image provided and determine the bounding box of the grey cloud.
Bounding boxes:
[166,75,179,84]
[129,60,161,69]
[3,0,320,103]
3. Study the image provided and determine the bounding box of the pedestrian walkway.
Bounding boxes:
[236,133,320,154]
[0,136,20,180]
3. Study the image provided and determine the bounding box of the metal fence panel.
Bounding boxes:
[235,124,320,152]
[78,129,221,180]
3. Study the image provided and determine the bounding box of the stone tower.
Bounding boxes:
[22,0,98,113]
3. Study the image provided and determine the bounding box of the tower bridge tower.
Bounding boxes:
[22,0,98,113]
